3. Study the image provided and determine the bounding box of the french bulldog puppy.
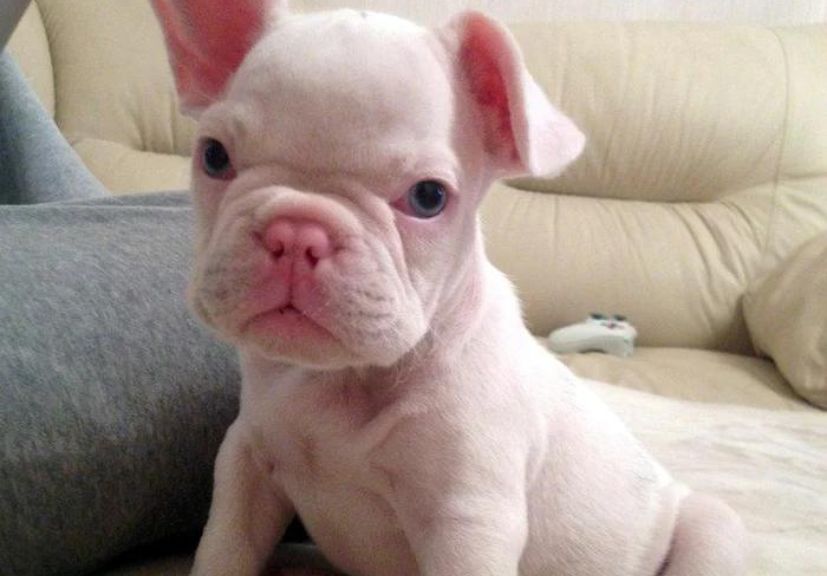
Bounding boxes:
[151,1,746,575]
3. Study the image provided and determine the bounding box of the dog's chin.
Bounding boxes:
[240,336,409,370]
[233,307,349,368]
[235,307,422,370]
[243,337,362,370]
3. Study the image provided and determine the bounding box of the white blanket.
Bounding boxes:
[589,380,827,575]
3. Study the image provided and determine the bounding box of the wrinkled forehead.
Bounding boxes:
[212,10,456,178]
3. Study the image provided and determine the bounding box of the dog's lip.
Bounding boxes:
[242,302,305,329]
[241,302,337,341]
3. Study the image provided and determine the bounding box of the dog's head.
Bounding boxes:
[152,0,584,369]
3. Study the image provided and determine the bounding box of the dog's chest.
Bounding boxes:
[246,377,420,575]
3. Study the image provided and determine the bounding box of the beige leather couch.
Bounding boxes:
[9,1,827,574]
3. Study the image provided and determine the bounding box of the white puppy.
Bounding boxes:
[151,1,747,575]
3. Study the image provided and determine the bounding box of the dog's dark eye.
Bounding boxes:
[201,138,234,179]
[407,180,447,218]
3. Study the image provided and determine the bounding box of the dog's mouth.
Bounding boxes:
[241,301,337,341]
[275,303,300,315]
[244,301,305,327]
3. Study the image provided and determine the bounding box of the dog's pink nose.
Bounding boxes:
[261,218,334,267]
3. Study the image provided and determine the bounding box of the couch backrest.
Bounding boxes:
[7,0,53,116]
[485,23,827,353]
[9,1,827,353]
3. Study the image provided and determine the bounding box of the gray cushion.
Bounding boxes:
[0,193,239,576]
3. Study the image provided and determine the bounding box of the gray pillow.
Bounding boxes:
[0,193,240,576]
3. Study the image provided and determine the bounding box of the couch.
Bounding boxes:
[7,1,827,574]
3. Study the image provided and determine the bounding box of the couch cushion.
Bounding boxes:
[743,232,827,409]
[482,182,769,353]
[74,138,191,194]
[553,346,814,411]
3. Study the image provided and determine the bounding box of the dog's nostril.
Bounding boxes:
[261,218,334,267]
[305,247,320,268]
[295,224,333,266]
[261,220,296,258]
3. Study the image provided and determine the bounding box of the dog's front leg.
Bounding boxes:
[374,413,531,576]
[191,421,294,576]
[385,450,528,576]
[394,484,528,576]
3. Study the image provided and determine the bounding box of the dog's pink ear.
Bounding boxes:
[151,0,286,114]
[443,12,584,177]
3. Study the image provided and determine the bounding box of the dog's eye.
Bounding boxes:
[200,138,234,179]
[407,180,447,218]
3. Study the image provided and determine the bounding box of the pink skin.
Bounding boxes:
[246,218,336,338]
[151,2,746,576]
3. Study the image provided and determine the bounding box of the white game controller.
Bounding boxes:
[547,313,637,357]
